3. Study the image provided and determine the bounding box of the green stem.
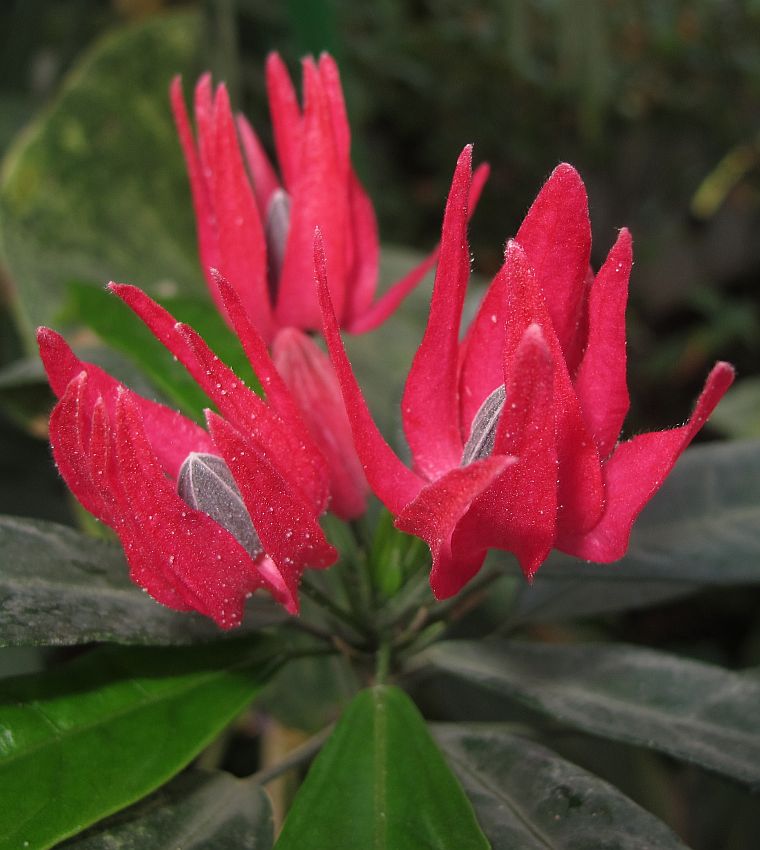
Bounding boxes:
[300,577,367,636]
[375,640,391,684]
[247,724,333,786]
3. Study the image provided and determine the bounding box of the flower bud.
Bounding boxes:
[461,384,506,466]
[177,452,263,560]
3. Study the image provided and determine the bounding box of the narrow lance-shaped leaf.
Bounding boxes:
[422,639,760,786]
[0,639,284,850]
[275,686,491,850]
[433,724,690,850]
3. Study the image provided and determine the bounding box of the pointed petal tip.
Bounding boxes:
[551,162,583,184]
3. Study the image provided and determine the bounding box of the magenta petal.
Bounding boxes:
[108,285,328,508]
[342,172,381,326]
[236,113,280,217]
[396,456,513,599]
[210,85,273,341]
[113,392,265,628]
[453,325,558,584]
[574,228,633,459]
[272,328,367,520]
[265,52,302,190]
[38,326,213,477]
[458,263,507,435]
[401,145,473,480]
[503,242,605,536]
[169,76,221,298]
[276,58,348,330]
[559,362,735,562]
[176,322,330,512]
[316,233,425,514]
[488,323,558,579]
[48,373,109,522]
[318,52,350,167]
[207,411,338,612]
[516,163,591,370]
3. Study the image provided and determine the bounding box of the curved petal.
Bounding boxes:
[272,328,367,519]
[265,52,302,190]
[503,241,604,536]
[316,232,425,514]
[38,326,212,477]
[516,163,591,370]
[574,228,632,459]
[458,263,507,435]
[237,113,280,217]
[169,75,220,298]
[209,84,273,340]
[276,58,348,329]
[113,392,265,628]
[207,411,338,613]
[108,285,328,508]
[401,145,473,480]
[559,362,735,562]
[396,456,513,599]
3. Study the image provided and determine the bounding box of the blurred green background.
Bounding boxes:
[0,3,759,846]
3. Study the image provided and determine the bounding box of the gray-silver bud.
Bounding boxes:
[177,452,264,560]
[265,188,291,298]
[461,384,507,466]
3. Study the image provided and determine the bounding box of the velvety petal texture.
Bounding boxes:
[37,282,340,628]
[172,53,442,343]
[318,151,734,599]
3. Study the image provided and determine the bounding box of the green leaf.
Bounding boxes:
[422,640,760,786]
[275,686,490,850]
[60,769,273,850]
[433,724,690,850]
[0,11,204,348]
[510,439,760,622]
[0,638,282,850]
[0,515,288,647]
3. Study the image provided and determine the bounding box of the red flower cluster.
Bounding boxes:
[317,146,734,598]
[38,53,734,629]
[38,278,337,628]
[170,52,441,343]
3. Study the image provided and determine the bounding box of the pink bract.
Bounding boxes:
[317,146,735,599]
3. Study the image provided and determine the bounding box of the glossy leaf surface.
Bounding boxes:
[275,686,490,850]
[0,639,282,850]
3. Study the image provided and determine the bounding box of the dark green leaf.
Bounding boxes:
[509,439,760,622]
[60,769,273,850]
[275,686,490,850]
[0,11,204,348]
[0,515,288,647]
[433,724,690,850]
[422,640,760,786]
[0,638,282,850]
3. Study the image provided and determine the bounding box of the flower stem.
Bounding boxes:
[300,576,367,636]
[375,640,391,684]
